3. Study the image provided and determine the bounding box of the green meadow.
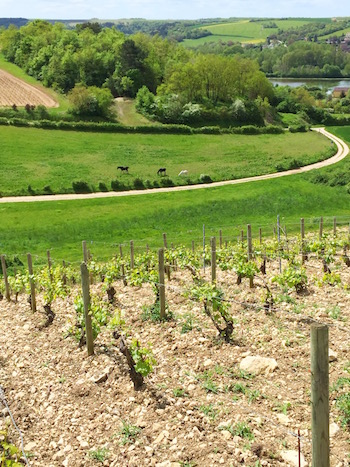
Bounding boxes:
[183,18,328,46]
[0,126,333,196]
[0,125,348,265]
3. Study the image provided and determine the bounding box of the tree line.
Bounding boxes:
[0,20,274,123]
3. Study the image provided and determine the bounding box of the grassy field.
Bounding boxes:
[183,18,327,46]
[0,54,69,112]
[0,173,349,265]
[114,98,156,126]
[319,27,350,39]
[0,125,348,265]
[0,127,334,196]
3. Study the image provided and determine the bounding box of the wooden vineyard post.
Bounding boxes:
[259,228,262,245]
[311,324,330,467]
[47,250,52,269]
[82,240,88,263]
[191,241,195,253]
[62,260,67,286]
[247,224,252,261]
[163,233,167,249]
[333,217,337,237]
[158,248,166,320]
[277,216,282,273]
[80,262,94,356]
[319,217,323,240]
[241,230,244,244]
[211,237,216,284]
[119,244,123,258]
[301,218,306,264]
[203,224,206,272]
[130,240,135,270]
[27,253,36,312]
[219,230,222,249]
[1,255,10,302]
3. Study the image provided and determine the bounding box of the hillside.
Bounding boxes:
[0,231,349,466]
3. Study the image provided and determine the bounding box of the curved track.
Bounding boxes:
[0,127,348,204]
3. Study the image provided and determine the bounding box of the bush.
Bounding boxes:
[144,179,152,188]
[43,185,53,194]
[72,180,92,193]
[289,124,309,133]
[288,159,302,169]
[111,179,127,191]
[98,182,108,192]
[160,178,174,187]
[133,178,145,189]
[199,174,213,183]
[27,185,35,195]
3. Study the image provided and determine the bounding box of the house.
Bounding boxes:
[333,87,350,98]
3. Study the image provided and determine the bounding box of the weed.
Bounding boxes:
[326,305,342,320]
[88,447,109,462]
[119,420,142,445]
[275,401,292,415]
[0,425,22,466]
[173,388,188,397]
[199,404,218,420]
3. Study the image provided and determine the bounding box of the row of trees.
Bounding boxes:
[0,20,276,122]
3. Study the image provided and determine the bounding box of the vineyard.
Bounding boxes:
[0,226,350,466]
[0,69,58,108]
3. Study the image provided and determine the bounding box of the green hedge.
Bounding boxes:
[0,117,286,135]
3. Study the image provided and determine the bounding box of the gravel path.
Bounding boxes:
[0,127,347,204]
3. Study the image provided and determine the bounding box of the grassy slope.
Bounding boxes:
[114,98,156,126]
[319,26,350,39]
[0,174,348,264]
[0,127,333,195]
[1,124,349,263]
[183,19,325,46]
[0,53,69,112]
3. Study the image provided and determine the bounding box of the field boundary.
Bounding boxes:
[0,127,348,204]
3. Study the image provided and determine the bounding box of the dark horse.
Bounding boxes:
[118,166,129,173]
[157,168,166,176]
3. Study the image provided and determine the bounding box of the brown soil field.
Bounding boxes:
[0,69,58,107]
[0,245,349,466]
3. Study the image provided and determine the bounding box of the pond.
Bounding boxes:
[268,78,350,93]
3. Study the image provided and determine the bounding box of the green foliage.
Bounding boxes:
[36,265,70,306]
[219,421,254,440]
[129,339,156,377]
[272,266,307,293]
[88,447,109,462]
[119,421,142,445]
[68,84,114,118]
[0,426,23,466]
[199,404,218,420]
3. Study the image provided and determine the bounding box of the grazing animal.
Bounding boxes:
[117,166,129,173]
[178,170,188,176]
[157,167,167,176]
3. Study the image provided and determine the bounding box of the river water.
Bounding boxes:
[269,78,350,93]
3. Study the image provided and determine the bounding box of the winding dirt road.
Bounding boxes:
[0,127,348,204]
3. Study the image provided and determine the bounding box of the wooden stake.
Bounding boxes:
[119,244,123,258]
[81,262,94,356]
[130,240,134,270]
[82,240,88,263]
[163,233,167,249]
[158,248,166,320]
[192,240,195,253]
[219,230,222,249]
[301,218,306,264]
[1,255,10,301]
[211,237,216,284]
[247,224,252,261]
[311,324,329,467]
[259,227,262,244]
[333,217,337,237]
[319,217,323,240]
[27,253,36,312]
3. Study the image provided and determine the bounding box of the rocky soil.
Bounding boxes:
[0,256,349,466]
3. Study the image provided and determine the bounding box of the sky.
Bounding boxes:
[0,0,349,21]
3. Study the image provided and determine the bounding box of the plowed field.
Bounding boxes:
[0,69,58,107]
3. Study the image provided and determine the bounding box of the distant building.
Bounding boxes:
[333,87,350,98]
